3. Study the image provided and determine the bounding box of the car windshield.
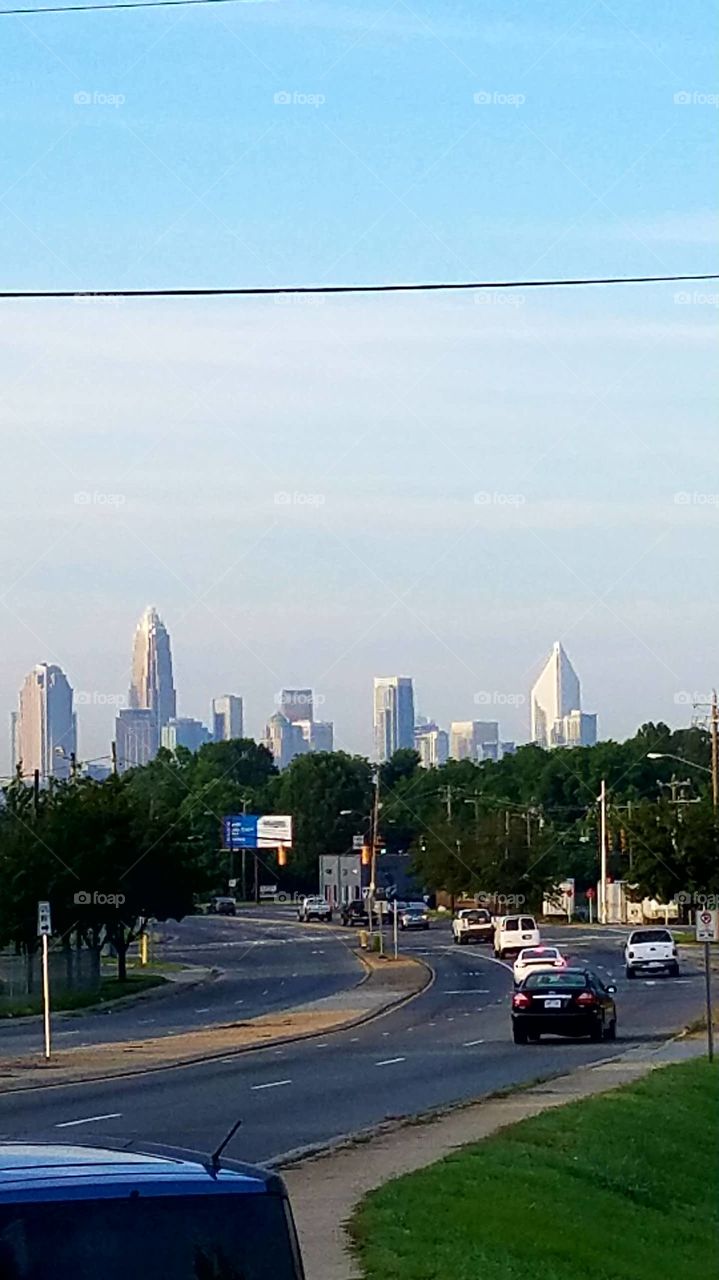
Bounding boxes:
[521,949,557,961]
[630,930,672,944]
[0,1194,298,1279]
[464,911,490,923]
[524,971,588,989]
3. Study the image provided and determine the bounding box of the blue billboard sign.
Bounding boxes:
[223,814,293,849]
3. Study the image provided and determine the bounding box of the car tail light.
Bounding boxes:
[576,991,596,1006]
[512,992,532,1008]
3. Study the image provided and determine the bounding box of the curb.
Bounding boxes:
[0,955,434,1097]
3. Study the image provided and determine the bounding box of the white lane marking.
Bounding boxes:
[315,1043,329,1048]
[137,1019,155,1025]
[57,1029,81,1035]
[382,1031,390,1036]
[56,1113,121,1128]
[375,1057,405,1067]
[443,989,492,994]
[464,1039,485,1047]
[234,999,244,1005]
[349,1037,360,1043]
[250,1079,292,1091]
[195,1007,211,1013]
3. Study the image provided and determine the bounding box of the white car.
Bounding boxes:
[513,945,565,985]
[297,896,333,923]
[624,927,678,978]
[494,914,540,959]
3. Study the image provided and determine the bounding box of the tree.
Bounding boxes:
[272,752,373,886]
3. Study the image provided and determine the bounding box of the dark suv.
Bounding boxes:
[0,1142,305,1278]
[340,900,370,927]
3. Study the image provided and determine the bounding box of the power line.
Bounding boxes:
[2,0,254,15]
[1,272,717,301]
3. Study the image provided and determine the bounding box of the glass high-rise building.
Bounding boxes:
[531,641,597,748]
[373,676,415,761]
[15,663,76,781]
[212,695,244,742]
[127,606,176,757]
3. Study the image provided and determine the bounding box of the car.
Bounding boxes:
[624,927,679,978]
[340,899,370,927]
[297,895,332,922]
[511,967,617,1044]
[494,914,540,958]
[452,908,493,945]
[398,905,430,930]
[513,945,566,985]
[210,896,236,916]
[0,1140,305,1278]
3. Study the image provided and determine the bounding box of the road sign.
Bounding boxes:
[352,834,365,850]
[259,884,278,899]
[37,901,52,937]
[223,814,293,849]
[586,888,596,900]
[696,908,719,942]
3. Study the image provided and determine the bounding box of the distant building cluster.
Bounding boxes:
[8,610,597,781]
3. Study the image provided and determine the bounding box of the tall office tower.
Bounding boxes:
[9,711,18,771]
[128,607,176,755]
[414,723,449,768]
[16,663,76,781]
[530,641,596,748]
[373,677,415,761]
[278,689,314,723]
[296,719,334,752]
[449,720,499,762]
[263,711,307,769]
[115,708,157,772]
[161,717,212,753]
[212,695,244,742]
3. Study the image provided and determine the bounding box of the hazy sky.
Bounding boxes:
[1,0,717,769]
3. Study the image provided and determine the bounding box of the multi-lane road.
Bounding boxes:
[0,911,705,1166]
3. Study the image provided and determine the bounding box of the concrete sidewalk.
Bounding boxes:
[281,1035,708,1280]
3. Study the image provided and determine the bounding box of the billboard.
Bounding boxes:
[223,814,293,849]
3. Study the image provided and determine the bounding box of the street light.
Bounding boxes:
[646,752,711,774]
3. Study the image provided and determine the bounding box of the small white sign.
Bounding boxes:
[352,834,365,850]
[257,815,293,848]
[37,901,52,937]
[696,908,719,943]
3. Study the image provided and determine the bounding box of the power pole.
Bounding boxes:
[599,779,608,925]
[111,741,118,776]
[439,784,453,821]
[33,768,40,818]
[712,690,719,811]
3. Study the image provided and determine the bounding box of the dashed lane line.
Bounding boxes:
[375,1057,406,1067]
[56,1113,122,1128]
[250,1080,292,1091]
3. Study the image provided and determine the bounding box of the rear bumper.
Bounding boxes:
[512,1013,601,1036]
[627,958,675,970]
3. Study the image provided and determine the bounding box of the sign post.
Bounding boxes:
[37,901,52,1060]
[696,908,719,1062]
[393,900,399,961]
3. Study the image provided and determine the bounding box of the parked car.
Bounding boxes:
[0,1141,305,1278]
[210,896,236,916]
[398,905,430,930]
[297,895,332,923]
[452,908,493,945]
[494,914,540,958]
[624,927,679,978]
[511,967,617,1044]
[512,945,566,985]
[340,900,370,927]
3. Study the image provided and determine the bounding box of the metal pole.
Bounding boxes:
[42,934,51,1060]
[369,773,380,941]
[111,740,118,775]
[393,900,398,960]
[711,691,719,811]
[254,852,259,904]
[599,780,608,925]
[705,941,714,1062]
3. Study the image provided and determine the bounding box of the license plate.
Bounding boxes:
[544,998,561,1009]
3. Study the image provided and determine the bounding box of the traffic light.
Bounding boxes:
[277,845,287,867]
[361,845,371,866]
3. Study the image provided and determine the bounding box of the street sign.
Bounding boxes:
[586,887,596,900]
[352,834,365,850]
[259,884,278,899]
[696,908,719,942]
[223,814,293,849]
[37,901,52,937]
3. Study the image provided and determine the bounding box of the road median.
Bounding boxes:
[0,952,430,1093]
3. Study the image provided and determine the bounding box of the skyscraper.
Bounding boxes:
[296,719,334,752]
[161,717,212,753]
[373,677,415,761]
[115,708,157,772]
[212,694,244,742]
[278,689,314,723]
[127,606,176,756]
[414,722,449,768]
[263,711,307,769]
[530,641,597,748]
[16,663,76,781]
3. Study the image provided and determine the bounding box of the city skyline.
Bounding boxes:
[531,641,597,750]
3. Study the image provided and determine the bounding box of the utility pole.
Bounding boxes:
[111,741,118,776]
[369,772,382,950]
[599,779,608,925]
[439,784,453,821]
[712,690,719,811]
[33,768,40,818]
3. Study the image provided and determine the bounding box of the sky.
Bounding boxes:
[0,0,717,769]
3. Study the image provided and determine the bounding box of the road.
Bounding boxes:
[0,915,705,1165]
[0,912,363,1055]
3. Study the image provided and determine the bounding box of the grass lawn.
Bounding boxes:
[0,972,166,1018]
[351,1058,719,1280]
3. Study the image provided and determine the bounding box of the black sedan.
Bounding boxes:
[511,967,617,1044]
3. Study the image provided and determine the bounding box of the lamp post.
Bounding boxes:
[646,753,713,807]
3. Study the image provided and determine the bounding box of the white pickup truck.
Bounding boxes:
[624,927,679,978]
[452,908,493,945]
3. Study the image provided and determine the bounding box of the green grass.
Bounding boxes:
[0,972,166,1018]
[350,1058,719,1280]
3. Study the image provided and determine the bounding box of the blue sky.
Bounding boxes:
[1,0,717,767]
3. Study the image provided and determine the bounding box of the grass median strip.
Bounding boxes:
[350,1057,719,1280]
[0,973,166,1018]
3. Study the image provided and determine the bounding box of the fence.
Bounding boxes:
[0,947,101,1009]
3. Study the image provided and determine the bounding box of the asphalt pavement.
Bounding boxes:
[0,916,706,1165]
